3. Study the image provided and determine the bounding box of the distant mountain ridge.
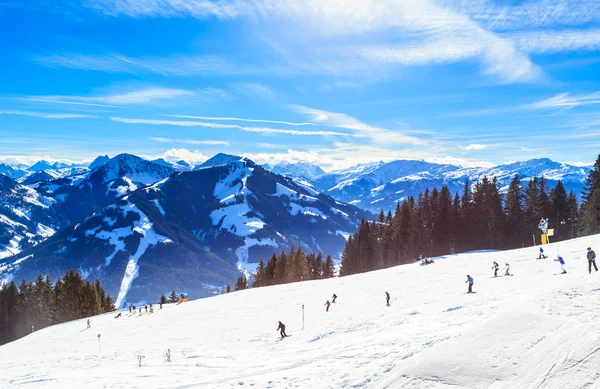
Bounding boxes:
[0,154,366,305]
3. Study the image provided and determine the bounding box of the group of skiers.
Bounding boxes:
[467,246,596,293]
[127,303,160,316]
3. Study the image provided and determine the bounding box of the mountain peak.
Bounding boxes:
[89,155,110,170]
[197,153,248,169]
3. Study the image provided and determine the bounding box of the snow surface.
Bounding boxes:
[5,238,600,388]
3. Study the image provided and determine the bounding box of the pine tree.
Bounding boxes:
[292,247,309,282]
[265,254,277,286]
[160,295,168,304]
[549,181,569,241]
[505,175,525,248]
[582,153,600,235]
[252,260,266,287]
[225,285,231,293]
[323,255,335,278]
[274,251,287,284]
[168,290,178,303]
[566,191,580,239]
[234,275,248,291]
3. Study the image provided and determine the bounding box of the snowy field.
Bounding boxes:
[2,234,600,389]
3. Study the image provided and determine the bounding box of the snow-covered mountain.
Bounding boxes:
[310,158,591,212]
[3,233,600,388]
[33,153,175,224]
[1,155,366,305]
[0,163,26,179]
[0,175,58,260]
[265,162,326,180]
[151,158,193,171]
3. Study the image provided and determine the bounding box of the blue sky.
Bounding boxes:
[1,0,600,170]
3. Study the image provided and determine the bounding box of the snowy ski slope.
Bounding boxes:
[2,234,600,389]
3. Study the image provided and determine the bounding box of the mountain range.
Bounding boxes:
[0,154,366,306]
[0,153,592,304]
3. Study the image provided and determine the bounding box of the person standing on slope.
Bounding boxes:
[491,262,499,277]
[555,255,567,274]
[325,300,331,312]
[332,293,337,303]
[587,247,598,274]
[504,263,511,276]
[385,292,390,306]
[87,319,91,329]
[466,275,474,293]
[539,247,547,259]
[276,321,288,338]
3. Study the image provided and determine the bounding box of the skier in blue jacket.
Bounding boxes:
[539,247,547,259]
[554,255,567,274]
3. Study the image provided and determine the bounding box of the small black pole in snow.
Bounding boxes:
[98,333,101,354]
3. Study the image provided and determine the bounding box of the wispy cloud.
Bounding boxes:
[65,0,546,83]
[527,92,600,110]
[33,53,257,76]
[25,87,193,107]
[506,29,600,54]
[110,117,360,137]
[461,143,488,151]
[165,114,318,127]
[155,148,208,165]
[288,104,424,145]
[231,82,275,100]
[149,137,230,145]
[0,110,96,119]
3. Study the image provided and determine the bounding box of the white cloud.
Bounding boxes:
[71,0,543,83]
[0,110,96,119]
[506,29,600,54]
[149,137,230,145]
[110,116,360,137]
[25,87,193,107]
[165,115,318,127]
[231,82,275,100]
[527,92,600,110]
[155,148,208,165]
[288,104,424,145]
[461,144,488,151]
[34,53,257,76]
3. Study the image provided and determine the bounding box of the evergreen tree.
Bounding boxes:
[505,175,525,248]
[160,295,168,304]
[566,191,580,239]
[549,180,569,241]
[582,153,600,235]
[252,260,266,287]
[460,180,474,248]
[265,254,277,286]
[292,247,309,282]
[225,285,231,293]
[168,290,178,303]
[323,255,335,278]
[234,275,248,291]
[274,251,287,284]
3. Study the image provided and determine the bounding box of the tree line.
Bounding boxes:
[0,270,114,346]
[228,247,336,291]
[339,158,600,276]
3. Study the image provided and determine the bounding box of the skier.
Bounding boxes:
[325,300,331,312]
[587,247,598,274]
[491,262,499,277]
[276,321,288,338]
[133,305,136,313]
[87,319,91,329]
[466,275,474,293]
[504,263,511,276]
[159,302,163,309]
[114,312,122,319]
[385,291,390,306]
[332,293,337,303]
[145,305,148,313]
[539,247,547,259]
[555,255,567,274]
[149,303,153,312]
[128,306,132,313]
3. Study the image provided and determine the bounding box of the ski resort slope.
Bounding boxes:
[3,235,600,389]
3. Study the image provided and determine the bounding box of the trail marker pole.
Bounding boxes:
[302,304,305,331]
[98,334,101,355]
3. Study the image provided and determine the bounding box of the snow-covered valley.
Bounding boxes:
[2,234,600,389]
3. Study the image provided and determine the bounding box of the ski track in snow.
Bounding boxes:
[3,235,600,388]
[114,202,172,309]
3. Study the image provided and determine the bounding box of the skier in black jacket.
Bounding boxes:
[332,293,337,303]
[385,292,390,306]
[587,247,598,274]
[276,321,287,338]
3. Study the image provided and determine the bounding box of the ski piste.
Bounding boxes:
[1,234,600,388]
